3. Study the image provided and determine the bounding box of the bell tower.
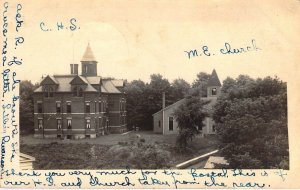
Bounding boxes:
[81,43,98,76]
[207,69,221,97]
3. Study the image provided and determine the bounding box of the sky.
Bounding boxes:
[10,0,300,84]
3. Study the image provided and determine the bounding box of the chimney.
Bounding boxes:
[70,64,78,75]
[162,92,166,109]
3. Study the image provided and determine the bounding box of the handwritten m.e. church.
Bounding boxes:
[33,44,127,139]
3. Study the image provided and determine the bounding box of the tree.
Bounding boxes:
[174,95,209,151]
[170,78,190,101]
[143,74,173,130]
[20,80,39,134]
[213,76,288,169]
[191,72,210,97]
[124,80,148,130]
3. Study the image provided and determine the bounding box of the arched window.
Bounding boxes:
[67,119,72,129]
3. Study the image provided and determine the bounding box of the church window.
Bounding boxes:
[212,88,217,95]
[169,117,174,131]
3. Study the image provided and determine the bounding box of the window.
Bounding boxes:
[56,102,61,113]
[73,86,83,97]
[99,101,102,112]
[103,101,107,112]
[158,120,161,128]
[120,100,123,111]
[212,125,216,132]
[67,102,71,113]
[57,119,62,129]
[44,87,53,97]
[120,100,125,112]
[73,87,77,96]
[124,100,126,111]
[85,102,90,113]
[86,119,91,129]
[67,119,72,129]
[85,65,88,73]
[79,87,83,97]
[212,88,217,95]
[169,117,174,131]
[49,87,53,97]
[37,102,42,113]
[38,119,43,129]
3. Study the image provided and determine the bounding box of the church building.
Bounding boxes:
[33,44,127,139]
[153,69,221,135]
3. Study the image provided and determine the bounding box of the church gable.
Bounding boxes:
[207,69,221,87]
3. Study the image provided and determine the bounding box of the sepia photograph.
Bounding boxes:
[2,0,300,189]
[19,44,288,170]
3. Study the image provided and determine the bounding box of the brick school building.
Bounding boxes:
[33,44,127,139]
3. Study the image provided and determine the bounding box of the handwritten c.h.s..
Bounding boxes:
[40,18,79,32]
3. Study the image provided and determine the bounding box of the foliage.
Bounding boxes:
[213,75,288,169]
[173,96,209,151]
[125,75,191,130]
[20,80,39,135]
[191,72,210,97]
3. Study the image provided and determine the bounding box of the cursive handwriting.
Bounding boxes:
[184,39,261,59]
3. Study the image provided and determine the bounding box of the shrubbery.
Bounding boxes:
[214,75,288,169]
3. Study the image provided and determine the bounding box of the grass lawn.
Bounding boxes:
[20,131,219,169]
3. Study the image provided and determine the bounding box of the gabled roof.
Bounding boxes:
[111,79,124,87]
[152,96,218,116]
[40,75,58,85]
[34,75,122,93]
[86,76,101,84]
[207,69,221,87]
[81,43,97,62]
[152,99,186,116]
[102,80,121,93]
[69,75,87,85]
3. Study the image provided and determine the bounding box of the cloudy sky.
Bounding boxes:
[12,0,300,84]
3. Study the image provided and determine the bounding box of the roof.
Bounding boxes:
[111,79,124,87]
[207,69,221,87]
[152,96,218,116]
[81,43,97,62]
[40,75,59,85]
[86,76,101,84]
[152,99,186,116]
[34,75,123,93]
[102,80,121,93]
